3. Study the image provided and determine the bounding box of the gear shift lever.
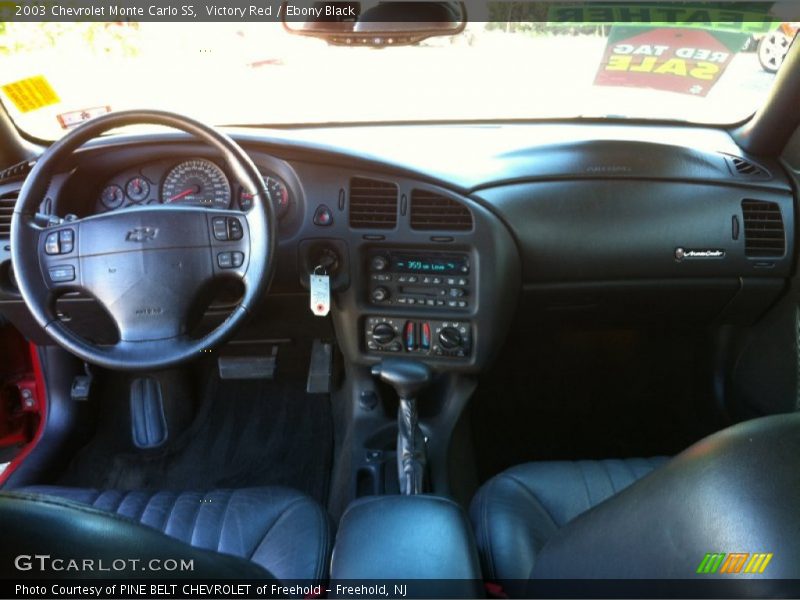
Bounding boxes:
[371,359,432,495]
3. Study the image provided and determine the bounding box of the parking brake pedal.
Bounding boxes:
[130,378,168,449]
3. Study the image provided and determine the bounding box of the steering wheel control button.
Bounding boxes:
[45,232,60,254]
[45,229,76,255]
[227,218,243,240]
[212,217,244,241]
[58,229,74,253]
[217,252,234,268]
[313,205,333,226]
[231,252,245,268]
[49,265,75,283]
[212,217,228,240]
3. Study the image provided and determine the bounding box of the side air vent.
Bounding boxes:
[0,190,18,237]
[742,199,785,257]
[410,189,473,231]
[726,155,770,179]
[349,177,398,229]
[0,159,35,184]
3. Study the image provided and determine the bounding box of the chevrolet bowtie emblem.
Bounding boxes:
[126,227,158,242]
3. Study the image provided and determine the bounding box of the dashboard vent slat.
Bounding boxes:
[742,199,785,258]
[725,155,770,179]
[349,177,398,229]
[410,189,473,231]
[0,159,35,184]
[0,190,18,238]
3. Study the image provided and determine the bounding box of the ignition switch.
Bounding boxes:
[317,247,339,274]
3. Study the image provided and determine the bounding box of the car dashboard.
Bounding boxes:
[0,122,795,374]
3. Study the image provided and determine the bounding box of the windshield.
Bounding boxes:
[1,9,797,139]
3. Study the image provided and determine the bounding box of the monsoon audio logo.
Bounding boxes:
[696,553,773,575]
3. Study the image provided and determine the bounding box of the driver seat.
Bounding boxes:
[0,486,331,581]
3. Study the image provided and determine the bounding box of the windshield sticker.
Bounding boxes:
[57,106,112,129]
[594,26,750,96]
[0,75,60,113]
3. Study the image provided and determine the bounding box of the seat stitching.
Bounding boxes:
[133,491,152,524]
[160,491,181,534]
[247,496,307,560]
[186,492,204,546]
[215,491,236,553]
[89,489,103,507]
[312,502,330,582]
[479,479,498,580]
[622,458,638,486]
[0,492,167,529]
[112,490,127,514]
[504,474,560,528]
[602,460,617,495]
[308,500,329,582]
[575,462,594,511]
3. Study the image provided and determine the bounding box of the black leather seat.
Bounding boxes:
[3,486,332,581]
[470,457,668,585]
[471,414,800,596]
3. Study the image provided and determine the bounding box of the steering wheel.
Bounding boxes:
[10,110,276,371]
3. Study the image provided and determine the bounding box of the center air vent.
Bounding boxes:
[0,190,18,238]
[726,155,770,179]
[410,190,473,231]
[349,177,398,229]
[742,199,785,257]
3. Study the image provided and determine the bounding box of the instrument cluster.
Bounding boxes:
[96,157,291,219]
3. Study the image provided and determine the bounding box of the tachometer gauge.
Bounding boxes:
[162,159,231,208]
[125,177,151,202]
[100,184,125,209]
[239,175,291,219]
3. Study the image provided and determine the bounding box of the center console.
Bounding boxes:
[362,248,475,360]
[312,176,521,517]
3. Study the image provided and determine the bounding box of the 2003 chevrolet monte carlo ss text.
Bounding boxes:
[0,1,799,599]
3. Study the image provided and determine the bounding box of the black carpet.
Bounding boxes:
[470,324,726,484]
[58,369,333,506]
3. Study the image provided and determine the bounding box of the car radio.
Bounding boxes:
[366,250,472,310]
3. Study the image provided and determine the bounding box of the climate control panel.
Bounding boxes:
[367,250,472,310]
[364,316,472,359]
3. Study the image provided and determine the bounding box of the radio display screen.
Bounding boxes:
[391,254,467,274]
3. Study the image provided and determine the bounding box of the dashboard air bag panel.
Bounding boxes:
[476,180,794,283]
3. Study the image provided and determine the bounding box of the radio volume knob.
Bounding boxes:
[371,286,390,303]
[438,327,463,350]
[372,323,396,345]
[371,255,389,271]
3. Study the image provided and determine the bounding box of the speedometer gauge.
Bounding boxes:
[162,159,231,208]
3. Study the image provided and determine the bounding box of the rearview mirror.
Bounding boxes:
[282,2,467,47]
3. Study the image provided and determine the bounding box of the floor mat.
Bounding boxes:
[58,371,333,506]
[470,324,725,484]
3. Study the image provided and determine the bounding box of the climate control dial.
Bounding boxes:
[372,322,396,345]
[438,327,463,350]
